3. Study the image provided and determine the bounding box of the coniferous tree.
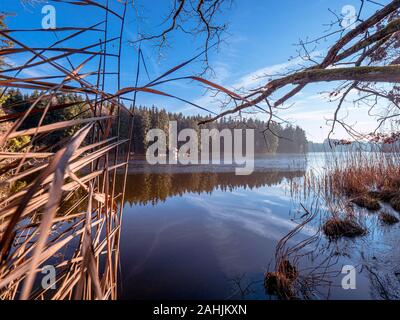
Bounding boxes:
[2,91,309,154]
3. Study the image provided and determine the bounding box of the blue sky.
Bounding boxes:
[1,0,390,142]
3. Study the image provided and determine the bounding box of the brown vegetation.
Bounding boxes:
[264,206,327,299]
[322,217,366,239]
[298,152,400,240]
[264,260,298,300]
[390,195,400,212]
[368,190,397,202]
[0,0,231,300]
[0,1,133,300]
[379,211,399,225]
[328,153,400,199]
[318,152,400,214]
[351,195,381,211]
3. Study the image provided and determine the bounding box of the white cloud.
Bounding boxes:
[190,52,322,114]
[187,51,382,142]
[5,56,54,79]
[232,51,322,90]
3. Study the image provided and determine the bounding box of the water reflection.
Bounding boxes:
[115,171,305,206]
[117,170,312,300]
[116,156,400,300]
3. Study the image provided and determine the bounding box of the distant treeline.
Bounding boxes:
[308,139,400,153]
[119,106,308,154]
[1,90,87,150]
[2,90,309,154]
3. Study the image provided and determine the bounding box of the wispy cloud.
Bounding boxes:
[191,51,322,109]
[187,52,379,142]
[232,51,322,90]
[5,56,55,78]
[189,52,319,112]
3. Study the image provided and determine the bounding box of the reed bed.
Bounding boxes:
[0,0,146,300]
[0,1,132,300]
[0,0,233,300]
[265,150,400,299]
[310,151,400,212]
[0,0,249,300]
[291,150,400,240]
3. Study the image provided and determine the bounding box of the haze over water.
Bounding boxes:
[117,153,400,300]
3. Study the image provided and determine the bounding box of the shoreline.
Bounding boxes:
[118,154,309,174]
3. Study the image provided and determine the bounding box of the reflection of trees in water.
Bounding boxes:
[115,171,305,206]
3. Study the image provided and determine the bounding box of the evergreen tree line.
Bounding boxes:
[119,106,309,154]
[2,90,308,154]
[308,139,400,153]
[2,89,88,148]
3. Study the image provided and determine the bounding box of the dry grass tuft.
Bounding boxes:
[379,211,399,225]
[264,260,298,300]
[390,195,400,213]
[351,195,381,211]
[264,271,295,299]
[323,153,400,203]
[322,217,366,239]
[264,206,325,300]
[368,190,397,202]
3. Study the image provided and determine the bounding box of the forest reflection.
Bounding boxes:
[116,171,305,206]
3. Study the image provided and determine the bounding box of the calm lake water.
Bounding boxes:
[116,153,400,300]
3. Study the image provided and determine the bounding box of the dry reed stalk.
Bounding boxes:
[0,1,129,300]
[0,0,234,299]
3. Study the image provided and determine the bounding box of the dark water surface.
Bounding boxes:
[117,154,400,300]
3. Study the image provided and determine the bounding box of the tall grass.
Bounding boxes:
[293,150,400,239]
[0,1,131,299]
[324,151,400,199]
[265,150,400,299]
[0,0,235,300]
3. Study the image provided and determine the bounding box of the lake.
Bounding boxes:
[116,153,400,300]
